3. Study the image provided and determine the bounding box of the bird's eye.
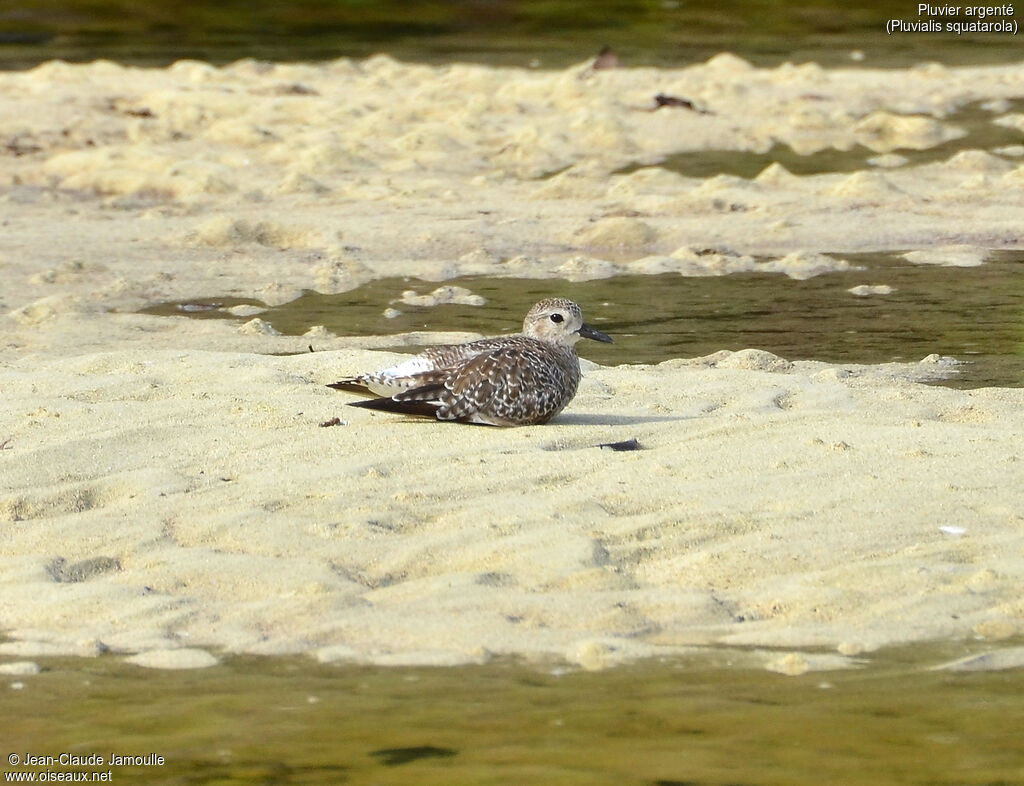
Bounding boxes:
[550,313,564,323]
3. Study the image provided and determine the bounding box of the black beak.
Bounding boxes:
[577,322,613,343]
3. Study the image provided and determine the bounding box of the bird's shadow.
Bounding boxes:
[334,409,694,428]
[553,412,696,427]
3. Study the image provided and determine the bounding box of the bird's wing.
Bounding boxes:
[430,342,570,424]
[328,339,509,398]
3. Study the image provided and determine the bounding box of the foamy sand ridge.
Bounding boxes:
[1,55,1023,670]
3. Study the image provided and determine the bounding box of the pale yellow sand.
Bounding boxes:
[1,55,1023,670]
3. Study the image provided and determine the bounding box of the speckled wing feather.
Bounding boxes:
[326,379,377,396]
[418,337,513,368]
[393,338,581,425]
[329,337,518,398]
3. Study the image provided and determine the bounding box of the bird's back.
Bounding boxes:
[427,336,581,425]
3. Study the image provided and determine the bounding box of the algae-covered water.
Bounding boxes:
[2,0,1022,70]
[145,252,1024,389]
[3,643,1023,785]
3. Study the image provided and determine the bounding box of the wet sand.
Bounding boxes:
[1,54,1023,670]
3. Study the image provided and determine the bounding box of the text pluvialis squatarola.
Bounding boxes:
[328,298,612,426]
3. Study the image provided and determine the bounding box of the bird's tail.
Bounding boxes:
[347,396,441,419]
[327,378,373,396]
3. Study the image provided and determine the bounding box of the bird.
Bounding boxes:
[328,298,612,426]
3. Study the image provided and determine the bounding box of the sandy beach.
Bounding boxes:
[2,54,1023,671]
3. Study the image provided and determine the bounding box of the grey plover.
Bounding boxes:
[329,298,612,426]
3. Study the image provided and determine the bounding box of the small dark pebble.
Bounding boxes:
[5,137,43,156]
[319,417,344,427]
[653,94,713,114]
[597,437,642,452]
[273,83,320,96]
[370,746,457,767]
[475,571,517,587]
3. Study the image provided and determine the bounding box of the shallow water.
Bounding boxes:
[2,0,1022,70]
[145,251,1024,389]
[4,643,1023,785]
